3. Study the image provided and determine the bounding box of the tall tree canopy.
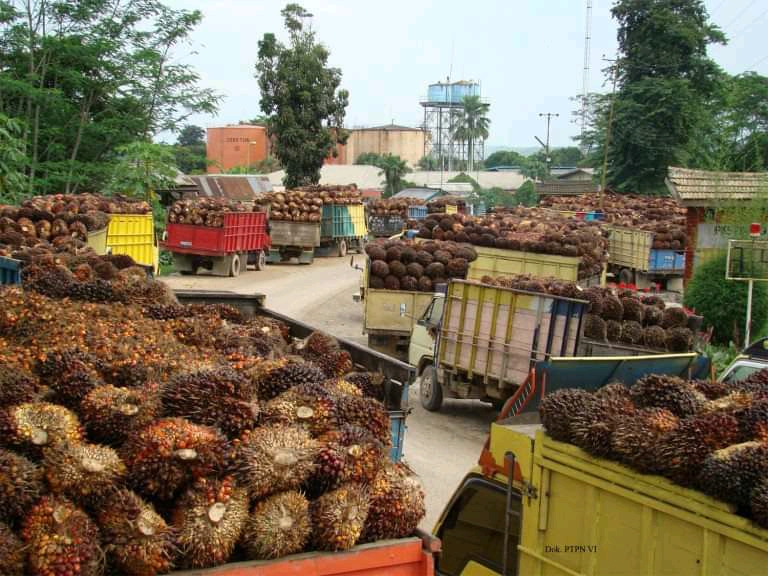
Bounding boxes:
[255,3,349,188]
[174,125,208,174]
[453,95,490,173]
[0,0,219,195]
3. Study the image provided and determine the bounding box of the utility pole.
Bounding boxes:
[537,112,559,175]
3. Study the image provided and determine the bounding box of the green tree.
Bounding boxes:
[0,0,220,195]
[453,95,490,172]
[174,124,207,174]
[378,154,411,198]
[684,253,768,346]
[255,3,349,188]
[354,152,385,166]
[105,141,178,200]
[417,155,440,170]
[514,180,538,207]
[722,73,768,171]
[485,150,526,169]
[0,113,28,203]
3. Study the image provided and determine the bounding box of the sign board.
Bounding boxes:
[697,223,768,250]
[726,240,768,281]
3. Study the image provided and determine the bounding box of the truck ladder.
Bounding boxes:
[501,368,539,418]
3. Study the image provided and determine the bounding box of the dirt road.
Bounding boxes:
[163,256,496,528]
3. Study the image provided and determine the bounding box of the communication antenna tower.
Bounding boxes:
[580,0,593,153]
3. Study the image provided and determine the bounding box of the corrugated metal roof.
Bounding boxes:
[407,171,526,191]
[190,175,273,200]
[665,167,768,207]
[556,167,595,180]
[391,188,440,200]
[354,124,424,132]
[535,179,600,196]
[266,165,384,190]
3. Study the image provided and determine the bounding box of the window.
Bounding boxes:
[436,477,521,576]
[419,296,445,327]
[721,363,763,384]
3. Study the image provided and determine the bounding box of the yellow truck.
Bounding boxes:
[432,422,768,575]
[606,225,685,291]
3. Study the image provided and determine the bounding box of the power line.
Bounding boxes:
[728,7,768,38]
[722,0,759,30]
[747,53,768,70]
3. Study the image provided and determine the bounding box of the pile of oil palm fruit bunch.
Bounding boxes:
[365,238,478,292]
[367,198,425,219]
[416,208,608,279]
[478,275,695,351]
[426,196,466,214]
[540,193,688,249]
[539,374,768,529]
[258,185,362,223]
[167,198,250,227]
[0,282,425,574]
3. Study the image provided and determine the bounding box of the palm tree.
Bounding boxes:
[454,95,490,172]
[378,154,411,198]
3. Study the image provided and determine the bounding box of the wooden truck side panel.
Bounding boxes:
[518,428,768,576]
[269,220,321,248]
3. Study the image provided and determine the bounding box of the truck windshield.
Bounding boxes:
[721,363,764,384]
[421,296,445,327]
[436,476,521,576]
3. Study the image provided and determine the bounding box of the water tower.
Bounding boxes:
[420,79,482,171]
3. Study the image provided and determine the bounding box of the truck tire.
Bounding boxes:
[619,268,634,286]
[255,250,266,271]
[419,364,443,411]
[229,253,242,277]
[337,239,348,257]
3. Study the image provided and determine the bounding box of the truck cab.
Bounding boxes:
[719,337,768,383]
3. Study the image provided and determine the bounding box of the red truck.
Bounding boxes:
[163,212,270,277]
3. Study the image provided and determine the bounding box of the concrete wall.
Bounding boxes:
[346,129,426,167]
[206,126,268,173]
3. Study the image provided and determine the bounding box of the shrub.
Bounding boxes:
[683,253,768,345]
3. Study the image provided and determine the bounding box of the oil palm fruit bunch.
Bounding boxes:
[121,417,229,501]
[570,384,636,457]
[539,388,599,443]
[606,319,622,342]
[79,384,161,445]
[738,399,768,441]
[263,383,339,436]
[344,371,387,402]
[235,425,319,499]
[751,477,768,528]
[583,314,607,340]
[36,349,106,407]
[661,306,689,329]
[642,325,667,349]
[241,490,311,560]
[652,411,741,486]
[22,496,103,576]
[96,488,176,576]
[360,461,425,543]
[691,379,729,401]
[310,483,370,551]
[321,377,364,398]
[161,367,259,438]
[0,402,83,456]
[44,442,127,508]
[297,332,354,378]
[611,408,680,473]
[320,424,387,484]
[698,441,768,510]
[0,521,25,575]
[172,475,249,569]
[304,442,347,499]
[629,374,704,418]
[334,394,391,445]
[255,358,326,400]
[733,368,768,395]
[0,448,45,524]
[601,294,623,321]
[0,363,39,405]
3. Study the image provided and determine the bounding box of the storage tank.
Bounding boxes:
[427,83,450,103]
[450,81,480,104]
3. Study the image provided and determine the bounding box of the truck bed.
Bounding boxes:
[169,535,437,575]
[489,426,768,576]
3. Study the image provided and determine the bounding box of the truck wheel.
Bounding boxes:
[255,251,266,271]
[229,253,242,277]
[337,239,348,257]
[619,268,634,286]
[419,365,443,411]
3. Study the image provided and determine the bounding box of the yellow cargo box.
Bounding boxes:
[86,227,108,255]
[468,246,583,282]
[349,204,368,237]
[607,225,654,270]
[106,214,157,272]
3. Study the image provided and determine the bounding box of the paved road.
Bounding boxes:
[162,256,498,529]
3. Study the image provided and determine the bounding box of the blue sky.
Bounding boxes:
[164,0,768,149]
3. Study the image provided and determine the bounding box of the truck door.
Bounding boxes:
[434,475,522,576]
[408,294,445,369]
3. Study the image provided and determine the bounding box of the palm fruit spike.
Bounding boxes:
[79,384,161,445]
[322,377,364,398]
[22,496,102,576]
[241,491,311,560]
[161,367,259,438]
[738,399,768,441]
[263,383,339,436]
[334,394,391,445]
[570,386,636,458]
[310,483,370,551]
[172,475,249,569]
[235,425,319,499]
[305,443,346,499]
[652,411,741,486]
[539,388,599,443]
[44,442,127,508]
[611,408,680,474]
[0,402,83,455]
[0,364,39,405]
[629,374,704,418]
[0,521,25,576]
[36,349,105,407]
[121,417,228,501]
[256,358,326,400]
[97,489,176,576]
[343,371,386,402]
[752,477,768,529]
[360,461,426,543]
[320,424,387,484]
[698,442,768,509]
[0,448,44,524]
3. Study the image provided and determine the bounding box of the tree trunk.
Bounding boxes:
[65,92,94,194]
